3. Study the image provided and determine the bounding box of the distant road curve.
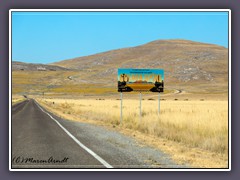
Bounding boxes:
[174,89,183,94]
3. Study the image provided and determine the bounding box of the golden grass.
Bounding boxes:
[12,95,25,105]
[37,98,228,168]
[12,71,117,95]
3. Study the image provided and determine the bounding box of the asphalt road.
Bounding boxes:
[11,99,186,169]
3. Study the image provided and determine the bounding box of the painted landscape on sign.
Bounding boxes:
[118,69,164,92]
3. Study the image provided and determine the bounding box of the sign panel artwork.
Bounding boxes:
[118,69,164,92]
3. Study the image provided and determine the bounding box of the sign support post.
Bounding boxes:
[139,92,142,120]
[120,91,123,124]
[158,92,160,116]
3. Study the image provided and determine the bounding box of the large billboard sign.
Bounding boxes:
[118,69,164,92]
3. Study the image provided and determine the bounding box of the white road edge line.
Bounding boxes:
[34,100,113,168]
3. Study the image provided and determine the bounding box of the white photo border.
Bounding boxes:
[9,9,231,171]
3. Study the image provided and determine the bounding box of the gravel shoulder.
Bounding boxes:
[46,103,188,168]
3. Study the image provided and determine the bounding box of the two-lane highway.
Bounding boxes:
[12,99,108,168]
[11,99,185,169]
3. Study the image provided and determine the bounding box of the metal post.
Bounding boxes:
[120,92,123,124]
[139,92,142,120]
[158,92,160,115]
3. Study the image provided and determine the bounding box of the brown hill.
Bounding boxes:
[12,39,228,98]
[52,39,228,94]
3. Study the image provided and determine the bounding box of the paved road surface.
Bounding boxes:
[11,99,187,169]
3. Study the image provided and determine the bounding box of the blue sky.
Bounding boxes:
[12,11,229,64]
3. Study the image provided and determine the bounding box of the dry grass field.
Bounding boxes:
[37,98,228,168]
[12,95,25,105]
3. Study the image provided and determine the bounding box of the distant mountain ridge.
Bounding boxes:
[12,61,70,71]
